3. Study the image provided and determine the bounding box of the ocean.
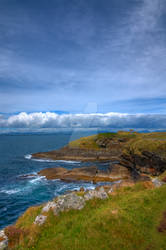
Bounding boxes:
[0,132,112,229]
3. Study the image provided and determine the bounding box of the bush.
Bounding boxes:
[5,225,27,248]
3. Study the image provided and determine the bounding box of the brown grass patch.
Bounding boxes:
[142,181,155,189]
[5,225,28,248]
[111,209,118,215]
[0,236,5,242]
[162,176,166,182]
[157,211,166,233]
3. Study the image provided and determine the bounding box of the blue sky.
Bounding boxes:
[0,0,166,130]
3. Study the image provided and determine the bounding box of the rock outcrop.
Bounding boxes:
[41,193,85,217]
[53,193,85,215]
[0,230,8,250]
[121,151,166,176]
[38,164,132,182]
[152,178,164,187]
[34,179,160,227]
[35,187,108,226]
[34,215,47,226]
[32,132,166,178]
[84,187,108,200]
[32,147,120,162]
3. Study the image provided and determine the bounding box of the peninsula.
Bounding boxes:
[1,131,166,250]
[33,131,166,182]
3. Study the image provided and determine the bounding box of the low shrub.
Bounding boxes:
[5,225,27,248]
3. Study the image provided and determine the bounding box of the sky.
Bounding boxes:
[0,0,166,130]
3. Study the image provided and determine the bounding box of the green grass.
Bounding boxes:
[96,132,117,139]
[123,138,166,158]
[68,131,139,150]
[68,131,166,153]
[10,183,166,250]
[68,135,99,150]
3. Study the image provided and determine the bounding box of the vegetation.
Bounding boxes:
[6,183,166,250]
[123,138,166,156]
[5,131,166,249]
[68,134,99,149]
[158,171,166,181]
[68,131,166,158]
[68,131,139,150]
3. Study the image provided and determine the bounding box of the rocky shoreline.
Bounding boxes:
[2,132,166,249]
[38,164,132,182]
[32,132,166,182]
[32,147,120,162]
[1,177,165,250]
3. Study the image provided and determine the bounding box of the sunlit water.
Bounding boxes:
[0,132,114,229]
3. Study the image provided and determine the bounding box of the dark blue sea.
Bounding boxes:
[0,132,112,229]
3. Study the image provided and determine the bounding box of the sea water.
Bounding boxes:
[0,132,113,229]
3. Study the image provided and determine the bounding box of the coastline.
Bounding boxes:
[2,131,166,249]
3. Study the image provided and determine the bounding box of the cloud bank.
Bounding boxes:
[0,112,166,130]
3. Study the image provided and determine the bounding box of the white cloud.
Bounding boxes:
[0,112,166,130]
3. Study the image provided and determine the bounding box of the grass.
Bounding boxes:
[8,183,166,250]
[158,171,166,181]
[123,138,166,157]
[68,135,99,150]
[68,131,139,150]
[68,131,166,155]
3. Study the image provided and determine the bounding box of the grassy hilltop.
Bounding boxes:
[4,182,166,250]
[69,131,166,156]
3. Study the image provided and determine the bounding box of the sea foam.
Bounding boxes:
[0,188,21,195]
[29,175,46,184]
[24,154,32,160]
[25,155,80,164]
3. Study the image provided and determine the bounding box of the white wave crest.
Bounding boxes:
[54,160,81,164]
[29,175,46,184]
[26,157,81,164]
[31,158,56,162]
[24,154,32,160]
[0,188,21,195]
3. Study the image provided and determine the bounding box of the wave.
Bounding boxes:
[24,154,32,160]
[54,160,81,164]
[24,155,80,164]
[71,185,95,191]
[24,155,56,162]
[29,175,46,184]
[32,158,56,162]
[0,188,21,195]
[0,175,46,196]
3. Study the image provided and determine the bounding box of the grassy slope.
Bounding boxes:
[69,131,166,158]
[68,131,139,150]
[123,138,166,157]
[68,134,99,150]
[10,183,166,250]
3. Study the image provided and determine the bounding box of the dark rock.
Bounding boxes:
[18,174,36,179]
[32,145,122,162]
[120,152,166,176]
